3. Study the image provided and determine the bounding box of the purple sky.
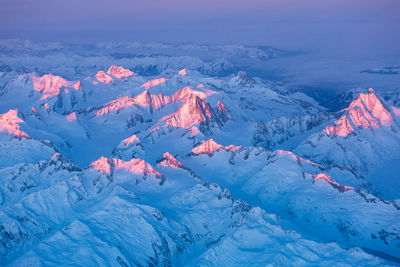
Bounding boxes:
[1,0,399,56]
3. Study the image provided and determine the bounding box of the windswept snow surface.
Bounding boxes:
[1,40,400,266]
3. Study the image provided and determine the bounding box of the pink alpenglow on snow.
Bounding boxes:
[32,74,81,100]
[90,156,162,178]
[178,69,189,76]
[50,153,61,161]
[324,89,395,136]
[172,86,215,101]
[392,106,400,117]
[0,109,29,138]
[107,65,134,79]
[122,134,139,145]
[140,78,168,90]
[160,95,213,128]
[31,107,37,113]
[66,112,77,122]
[158,152,184,168]
[312,173,354,192]
[95,71,114,84]
[324,116,354,137]
[90,156,112,174]
[44,103,50,110]
[95,96,136,116]
[189,126,200,136]
[96,86,215,116]
[192,139,242,155]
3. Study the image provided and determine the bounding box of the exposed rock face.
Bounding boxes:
[253,113,330,150]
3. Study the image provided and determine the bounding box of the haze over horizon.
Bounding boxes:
[1,0,400,57]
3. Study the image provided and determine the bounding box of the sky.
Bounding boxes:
[0,0,399,54]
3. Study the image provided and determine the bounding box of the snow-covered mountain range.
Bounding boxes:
[1,40,400,266]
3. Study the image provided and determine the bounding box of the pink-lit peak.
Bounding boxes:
[95,71,114,84]
[324,89,394,137]
[0,109,29,138]
[192,139,242,155]
[32,73,81,100]
[178,69,189,76]
[312,173,354,192]
[157,95,227,129]
[66,112,77,122]
[90,156,162,178]
[160,95,213,128]
[158,152,184,168]
[122,134,139,145]
[107,65,134,79]
[189,126,200,136]
[140,78,168,90]
[44,103,50,110]
[90,156,111,174]
[96,86,215,116]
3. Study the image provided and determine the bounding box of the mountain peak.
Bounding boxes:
[233,71,256,87]
[90,156,112,173]
[96,85,215,116]
[32,73,81,100]
[107,65,134,79]
[160,95,213,128]
[178,69,189,76]
[324,89,395,136]
[0,109,29,138]
[90,156,162,178]
[95,71,114,84]
[158,152,184,168]
[192,139,242,155]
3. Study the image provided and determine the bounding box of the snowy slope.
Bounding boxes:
[0,154,389,266]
